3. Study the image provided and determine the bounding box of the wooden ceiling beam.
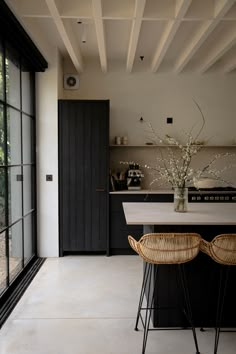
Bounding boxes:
[151,0,192,73]
[199,34,236,73]
[224,60,236,73]
[126,0,146,73]
[45,0,83,72]
[92,0,107,73]
[175,0,234,73]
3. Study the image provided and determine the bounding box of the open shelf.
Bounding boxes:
[110,144,163,147]
[110,144,236,148]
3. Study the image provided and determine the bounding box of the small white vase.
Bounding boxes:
[174,187,188,212]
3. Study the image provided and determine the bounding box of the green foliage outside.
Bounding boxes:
[0,53,6,227]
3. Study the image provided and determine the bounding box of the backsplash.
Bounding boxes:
[110,146,236,190]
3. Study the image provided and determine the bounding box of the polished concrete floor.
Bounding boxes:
[0,255,235,354]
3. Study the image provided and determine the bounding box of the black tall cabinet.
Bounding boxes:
[58,100,109,255]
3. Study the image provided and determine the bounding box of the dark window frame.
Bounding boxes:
[0,0,47,310]
[0,36,37,290]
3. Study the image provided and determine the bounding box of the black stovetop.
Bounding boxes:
[188,187,236,192]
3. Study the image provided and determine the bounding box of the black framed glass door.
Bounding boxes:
[0,40,36,296]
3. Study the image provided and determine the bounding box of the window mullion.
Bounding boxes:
[2,39,10,287]
[20,57,24,268]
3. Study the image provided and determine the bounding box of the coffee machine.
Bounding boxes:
[127,164,144,190]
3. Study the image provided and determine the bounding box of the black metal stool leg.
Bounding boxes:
[214,266,230,354]
[135,262,151,331]
[142,264,159,354]
[142,263,154,353]
[178,264,200,354]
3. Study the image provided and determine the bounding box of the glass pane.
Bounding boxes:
[22,114,33,164]
[9,221,23,282]
[0,104,5,166]
[5,48,20,109]
[23,166,33,214]
[0,167,6,231]
[0,44,3,101]
[7,108,21,165]
[0,230,7,294]
[8,166,22,225]
[22,70,33,115]
[24,214,34,264]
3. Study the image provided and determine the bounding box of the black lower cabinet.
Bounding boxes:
[109,193,172,254]
[110,212,142,251]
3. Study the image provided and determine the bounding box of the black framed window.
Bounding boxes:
[0,1,47,324]
[0,39,37,295]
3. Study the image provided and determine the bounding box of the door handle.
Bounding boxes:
[96,188,105,192]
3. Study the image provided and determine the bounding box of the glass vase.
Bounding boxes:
[174,187,188,212]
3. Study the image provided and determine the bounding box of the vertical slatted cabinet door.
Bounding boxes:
[58,100,109,254]
[84,101,109,251]
[59,100,85,252]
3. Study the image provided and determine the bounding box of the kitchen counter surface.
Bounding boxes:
[123,202,236,225]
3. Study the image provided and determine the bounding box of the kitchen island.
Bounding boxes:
[123,202,236,327]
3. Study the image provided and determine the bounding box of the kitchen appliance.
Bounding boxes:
[188,187,236,203]
[127,164,144,190]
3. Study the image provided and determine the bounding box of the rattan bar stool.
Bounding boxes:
[200,234,236,354]
[128,233,202,354]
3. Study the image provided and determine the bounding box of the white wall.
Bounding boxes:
[63,61,236,146]
[35,57,236,256]
[36,47,60,257]
[63,60,236,188]
[58,54,64,99]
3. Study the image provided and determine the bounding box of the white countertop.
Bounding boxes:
[123,202,236,225]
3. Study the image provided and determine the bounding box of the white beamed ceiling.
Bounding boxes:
[5,0,236,74]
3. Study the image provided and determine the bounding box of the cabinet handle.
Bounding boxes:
[96,188,105,192]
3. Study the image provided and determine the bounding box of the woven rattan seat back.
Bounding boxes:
[200,234,236,354]
[136,233,201,265]
[128,235,139,254]
[201,234,236,266]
